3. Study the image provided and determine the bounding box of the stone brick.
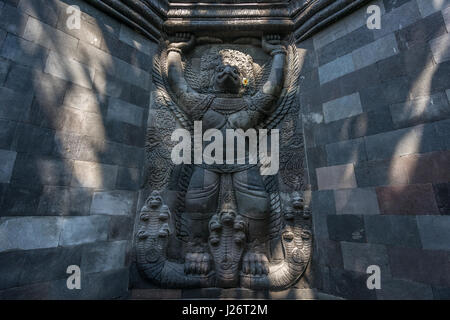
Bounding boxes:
[352,34,399,71]
[1,183,43,215]
[417,215,450,250]
[376,184,439,215]
[364,123,441,161]
[341,242,390,274]
[90,190,135,215]
[383,0,410,12]
[444,6,450,31]
[0,149,16,183]
[0,250,27,290]
[334,187,380,215]
[433,286,450,299]
[433,183,450,215]
[81,240,128,273]
[359,76,411,111]
[71,160,118,189]
[403,151,450,184]
[327,214,366,243]
[108,216,134,241]
[416,0,450,17]
[59,215,109,246]
[314,238,343,268]
[327,267,376,299]
[0,34,49,69]
[63,85,108,115]
[45,51,95,89]
[388,246,450,287]
[17,246,83,286]
[317,25,374,67]
[12,124,56,156]
[364,215,422,247]
[322,92,363,124]
[0,86,33,121]
[18,0,62,27]
[0,119,16,150]
[116,166,141,190]
[107,97,144,127]
[318,53,355,85]
[119,24,154,54]
[0,3,28,36]
[23,16,78,55]
[37,186,92,216]
[0,216,62,252]
[326,138,367,166]
[429,32,450,63]
[396,11,447,51]
[52,131,82,160]
[311,190,335,238]
[11,154,72,187]
[375,1,421,39]
[434,118,450,150]
[390,92,450,128]
[312,18,348,50]
[377,279,433,300]
[316,164,357,190]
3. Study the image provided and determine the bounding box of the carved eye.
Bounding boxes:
[217,66,224,72]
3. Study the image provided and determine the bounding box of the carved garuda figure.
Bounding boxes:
[136,33,312,290]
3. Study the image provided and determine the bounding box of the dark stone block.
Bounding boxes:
[314,238,343,268]
[116,166,142,190]
[18,246,83,286]
[100,33,153,73]
[0,55,10,85]
[433,287,450,300]
[327,214,366,243]
[312,189,336,215]
[1,183,43,216]
[376,184,440,215]
[359,76,411,112]
[0,87,33,121]
[0,3,28,36]
[0,250,27,290]
[104,120,146,147]
[0,119,17,149]
[383,0,410,12]
[299,68,320,93]
[326,138,367,166]
[11,154,72,187]
[0,34,48,69]
[109,216,134,240]
[328,267,376,300]
[99,141,144,168]
[364,215,422,248]
[433,183,450,215]
[37,186,93,216]
[395,11,447,51]
[12,124,55,156]
[388,247,450,287]
[317,25,374,66]
[430,61,450,94]
[18,0,61,27]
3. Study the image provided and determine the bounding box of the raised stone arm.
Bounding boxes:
[166,33,196,98]
[258,35,287,112]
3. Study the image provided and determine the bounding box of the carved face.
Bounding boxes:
[213,64,242,94]
[148,191,163,209]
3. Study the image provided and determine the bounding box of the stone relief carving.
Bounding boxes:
[136,33,312,290]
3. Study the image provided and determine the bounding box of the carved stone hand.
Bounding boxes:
[262,34,286,56]
[168,32,195,54]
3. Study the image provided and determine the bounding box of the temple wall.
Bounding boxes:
[301,0,450,299]
[0,0,156,299]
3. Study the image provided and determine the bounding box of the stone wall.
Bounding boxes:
[0,0,156,299]
[301,0,450,299]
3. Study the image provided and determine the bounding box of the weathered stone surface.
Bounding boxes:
[322,93,363,124]
[108,216,134,241]
[45,52,95,89]
[0,217,62,252]
[326,138,367,165]
[107,97,144,127]
[316,164,357,190]
[0,3,28,36]
[388,247,450,287]
[433,182,450,215]
[341,242,390,274]
[90,190,135,215]
[59,215,109,246]
[377,279,434,300]
[0,34,48,69]
[70,161,118,189]
[327,214,366,243]
[429,32,450,63]
[352,34,399,70]
[417,215,450,250]
[364,215,422,247]
[0,149,16,183]
[416,0,450,18]
[318,53,355,84]
[334,188,380,215]
[376,184,440,215]
[37,186,93,216]
[81,240,128,273]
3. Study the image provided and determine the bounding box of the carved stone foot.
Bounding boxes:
[242,251,269,275]
[184,252,211,275]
